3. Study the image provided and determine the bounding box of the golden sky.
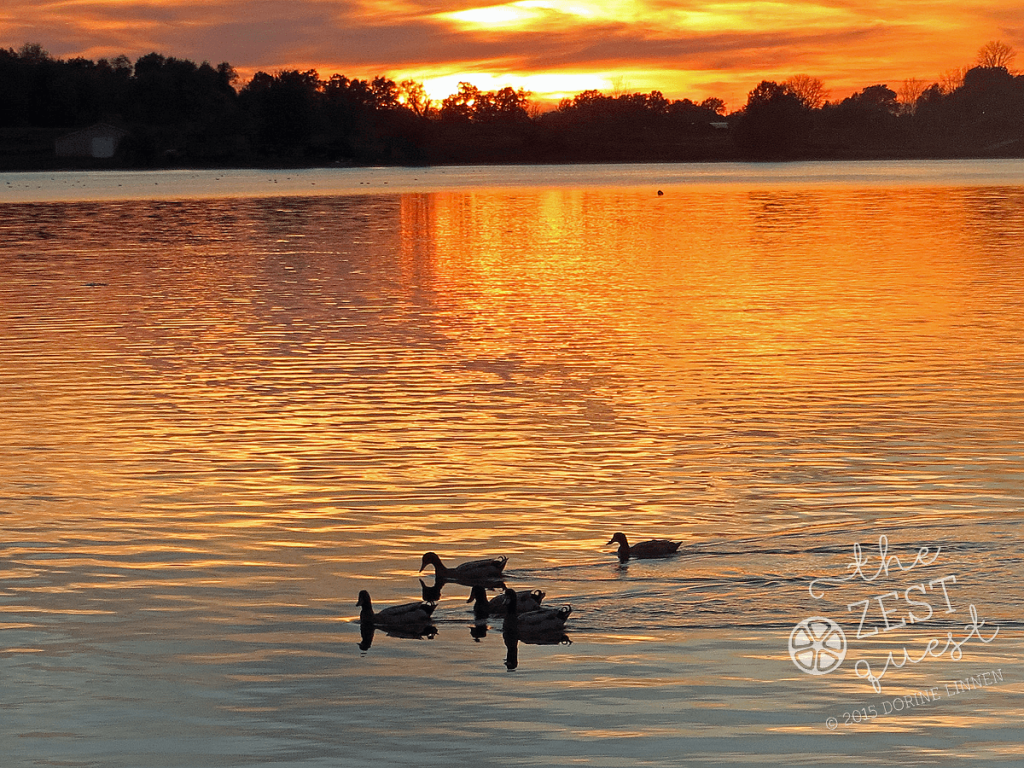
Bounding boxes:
[2,0,1019,109]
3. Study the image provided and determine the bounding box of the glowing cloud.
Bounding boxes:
[438,0,624,30]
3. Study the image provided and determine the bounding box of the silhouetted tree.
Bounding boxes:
[699,97,726,115]
[847,84,900,112]
[473,87,531,123]
[397,80,433,117]
[954,65,1023,130]
[733,80,812,157]
[784,75,828,109]
[129,53,238,129]
[897,78,928,115]
[976,41,1017,70]
[240,69,323,155]
[439,82,479,123]
[940,68,968,95]
[18,42,49,64]
[370,76,400,110]
[814,84,903,154]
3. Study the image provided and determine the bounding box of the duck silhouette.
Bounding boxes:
[607,532,681,562]
[468,585,545,618]
[501,587,571,642]
[357,590,435,629]
[419,551,507,586]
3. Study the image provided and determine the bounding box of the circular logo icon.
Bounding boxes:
[789,616,846,675]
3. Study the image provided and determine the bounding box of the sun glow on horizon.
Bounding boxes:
[407,71,616,105]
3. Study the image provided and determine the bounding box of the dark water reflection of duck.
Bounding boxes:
[470,621,489,642]
[419,577,444,604]
[358,622,438,652]
[504,629,519,670]
[501,622,571,669]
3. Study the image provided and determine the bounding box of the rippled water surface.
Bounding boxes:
[2,161,1023,767]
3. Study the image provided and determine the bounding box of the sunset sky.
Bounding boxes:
[2,1,1019,109]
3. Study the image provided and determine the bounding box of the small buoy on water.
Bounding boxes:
[657,190,664,196]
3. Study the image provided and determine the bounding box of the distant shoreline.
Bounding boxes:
[3,143,1022,175]
[5,158,1023,206]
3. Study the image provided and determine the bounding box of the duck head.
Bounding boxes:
[607,532,629,547]
[356,590,376,622]
[607,532,631,562]
[420,551,444,573]
[503,587,518,612]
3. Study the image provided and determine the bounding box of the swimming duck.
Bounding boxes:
[607,532,681,562]
[467,585,494,619]
[502,588,571,634]
[419,551,508,585]
[467,585,546,618]
[357,590,435,628]
[490,587,546,617]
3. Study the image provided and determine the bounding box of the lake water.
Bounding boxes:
[2,161,1023,767]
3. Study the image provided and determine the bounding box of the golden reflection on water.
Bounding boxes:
[3,187,1024,553]
[2,175,1024,765]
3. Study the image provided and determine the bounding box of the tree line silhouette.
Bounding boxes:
[1,40,1021,168]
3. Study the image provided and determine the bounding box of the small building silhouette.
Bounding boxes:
[55,123,129,159]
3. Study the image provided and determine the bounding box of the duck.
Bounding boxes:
[468,585,494,619]
[607,531,681,562]
[356,590,435,628]
[419,551,508,585]
[502,587,571,635]
[467,585,546,618]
